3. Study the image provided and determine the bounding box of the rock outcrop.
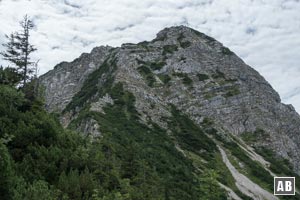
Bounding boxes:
[39,46,113,112]
[39,25,300,199]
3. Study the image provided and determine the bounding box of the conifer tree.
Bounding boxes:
[0,66,22,86]
[0,15,37,86]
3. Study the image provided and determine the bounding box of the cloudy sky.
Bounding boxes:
[0,0,300,112]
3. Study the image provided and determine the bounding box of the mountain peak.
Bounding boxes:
[154,25,217,44]
[39,26,300,198]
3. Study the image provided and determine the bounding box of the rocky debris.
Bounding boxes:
[218,146,278,200]
[219,183,242,200]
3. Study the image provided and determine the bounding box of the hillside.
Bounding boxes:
[12,25,300,199]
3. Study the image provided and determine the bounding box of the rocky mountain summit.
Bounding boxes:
[40,26,300,199]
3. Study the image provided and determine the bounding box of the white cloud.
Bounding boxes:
[0,0,300,113]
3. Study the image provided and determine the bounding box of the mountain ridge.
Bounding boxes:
[39,25,300,199]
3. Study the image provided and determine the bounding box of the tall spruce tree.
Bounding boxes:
[0,15,37,86]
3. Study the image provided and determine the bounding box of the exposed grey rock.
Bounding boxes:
[39,46,113,112]
[90,93,114,114]
[218,146,278,200]
[39,25,300,176]
[77,118,101,138]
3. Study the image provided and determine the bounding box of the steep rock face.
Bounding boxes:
[40,26,300,199]
[39,46,113,112]
[114,26,300,173]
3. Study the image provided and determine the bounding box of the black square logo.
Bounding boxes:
[274,177,295,195]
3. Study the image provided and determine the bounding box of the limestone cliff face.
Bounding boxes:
[40,26,300,198]
[39,46,113,112]
[114,26,300,173]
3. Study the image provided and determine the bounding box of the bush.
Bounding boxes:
[162,45,178,55]
[221,47,234,55]
[173,72,193,86]
[158,74,171,84]
[197,73,209,81]
[224,86,240,97]
[137,66,156,87]
[212,70,225,79]
[177,33,192,48]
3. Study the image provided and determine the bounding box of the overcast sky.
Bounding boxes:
[0,0,300,113]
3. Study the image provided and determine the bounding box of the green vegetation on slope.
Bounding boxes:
[0,84,94,199]
[64,53,118,112]
[69,83,221,199]
[137,65,156,87]
[254,148,300,200]
[169,109,253,200]
[211,130,274,192]
[221,47,234,56]
[1,75,211,200]
[162,45,178,55]
[158,74,171,85]
[241,128,268,144]
[136,59,166,71]
[197,73,210,81]
[3,53,298,200]
[172,72,193,86]
[177,33,192,48]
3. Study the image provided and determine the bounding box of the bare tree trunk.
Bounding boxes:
[23,20,29,86]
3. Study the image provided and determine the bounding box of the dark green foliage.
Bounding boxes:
[137,41,151,51]
[137,65,151,75]
[182,76,193,86]
[158,74,171,84]
[212,69,225,79]
[241,128,267,144]
[207,153,235,187]
[0,15,37,86]
[180,41,192,48]
[197,73,209,81]
[64,56,117,112]
[254,148,300,200]
[162,45,178,55]
[198,170,227,200]
[205,153,253,200]
[2,49,294,199]
[168,105,217,158]
[136,58,166,87]
[149,61,166,70]
[69,84,203,199]
[0,66,22,86]
[221,47,234,55]
[177,33,192,48]
[136,59,166,71]
[137,41,149,46]
[214,134,274,192]
[179,56,186,62]
[173,72,193,86]
[57,169,95,199]
[0,84,97,199]
[0,142,14,200]
[224,86,240,97]
[0,85,25,113]
[137,65,156,87]
[255,147,300,181]
[13,179,59,200]
[256,147,293,176]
